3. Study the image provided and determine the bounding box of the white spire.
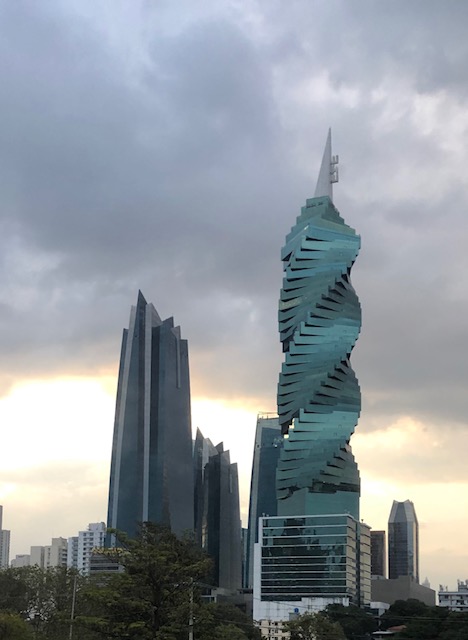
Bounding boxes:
[314,128,339,202]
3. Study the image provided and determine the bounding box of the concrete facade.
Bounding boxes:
[68,522,106,575]
[0,506,10,569]
[371,575,435,606]
[439,580,468,611]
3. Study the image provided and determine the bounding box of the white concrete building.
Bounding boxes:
[28,538,67,569]
[439,580,468,611]
[0,506,11,569]
[68,522,106,575]
[11,554,31,568]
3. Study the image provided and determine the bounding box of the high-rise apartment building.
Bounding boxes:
[0,506,10,569]
[67,522,106,575]
[254,131,369,622]
[371,530,386,578]
[26,538,68,569]
[388,500,419,583]
[245,414,283,588]
[107,291,193,538]
[194,429,242,592]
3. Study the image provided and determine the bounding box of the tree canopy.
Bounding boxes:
[285,612,346,640]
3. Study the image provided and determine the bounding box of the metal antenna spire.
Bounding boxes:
[314,128,339,202]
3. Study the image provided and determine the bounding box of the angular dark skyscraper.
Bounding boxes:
[194,429,242,592]
[277,129,361,519]
[107,291,193,538]
[388,499,419,583]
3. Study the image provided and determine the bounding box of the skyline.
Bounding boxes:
[1,0,468,590]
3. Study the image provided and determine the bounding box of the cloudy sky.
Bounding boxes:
[1,0,468,589]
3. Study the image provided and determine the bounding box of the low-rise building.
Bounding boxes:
[439,580,468,611]
[371,575,435,606]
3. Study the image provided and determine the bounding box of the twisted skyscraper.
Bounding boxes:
[253,133,370,617]
[277,129,361,519]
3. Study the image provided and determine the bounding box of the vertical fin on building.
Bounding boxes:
[314,128,338,201]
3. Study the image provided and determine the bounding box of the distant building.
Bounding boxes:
[68,522,106,575]
[0,506,10,569]
[388,500,419,582]
[15,537,67,570]
[245,414,283,588]
[193,428,217,547]
[10,554,31,568]
[371,575,435,606]
[371,530,386,578]
[439,580,468,611]
[194,429,242,592]
[107,291,193,538]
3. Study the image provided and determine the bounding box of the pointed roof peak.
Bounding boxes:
[314,128,339,202]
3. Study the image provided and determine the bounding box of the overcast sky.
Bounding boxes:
[1,0,468,589]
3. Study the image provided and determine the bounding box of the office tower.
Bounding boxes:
[388,500,419,582]
[254,131,369,623]
[107,291,193,538]
[255,514,370,605]
[194,429,242,592]
[371,530,386,578]
[277,129,361,519]
[0,506,10,569]
[245,414,283,588]
[67,522,106,575]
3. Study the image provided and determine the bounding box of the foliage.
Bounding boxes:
[194,603,261,640]
[325,603,377,638]
[0,566,90,640]
[213,623,249,640]
[0,525,259,640]
[76,522,212,639]
[0,612,33,640]
[285,612,346,640]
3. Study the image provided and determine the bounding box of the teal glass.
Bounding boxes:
[277,196,361,519]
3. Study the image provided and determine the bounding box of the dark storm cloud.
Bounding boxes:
[1,0,468,430]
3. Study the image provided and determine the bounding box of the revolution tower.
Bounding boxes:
[277,129,361,519]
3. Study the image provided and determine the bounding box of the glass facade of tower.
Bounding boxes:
[194,429,242,592]
[245,414,283,588]
[388,500,419,582]
[107,291,193,538]
[258,514,370,605]
[277,194,361,520]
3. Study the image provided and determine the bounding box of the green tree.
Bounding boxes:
[439,611,468,640]
[381,599,448,639]
[194,603,261,640]
[285,612,346,640]
[213,623,248,640]
[326,603,377,638]
[0,566,92,640]
[0,612,33,640]
[77,523,212,639]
